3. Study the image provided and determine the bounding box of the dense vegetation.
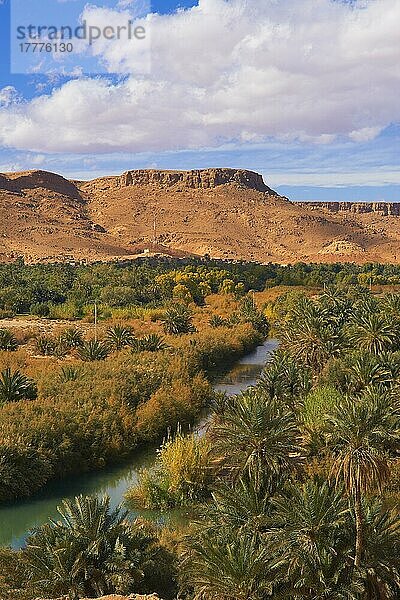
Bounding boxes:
[2,257,400,318]
[128,284,400,599]
[1,259,400,599]
[0,262,273,505]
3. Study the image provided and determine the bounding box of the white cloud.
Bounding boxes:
[349,126,384,142]
[0,0,399,154]
[267,170,400,188]
[0,86,20,107]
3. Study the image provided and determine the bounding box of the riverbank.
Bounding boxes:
[0,339,277,549]
[0,321,262,504]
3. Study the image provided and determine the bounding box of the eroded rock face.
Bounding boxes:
[298,201,400,216]
[120,168,274,193]
[0,170,83,201]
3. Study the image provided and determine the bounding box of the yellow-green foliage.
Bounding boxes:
[125,430,212,509]
[301,386,343,431]
[135,373,212,441]
[178,323,262,375]
[0,318,260,502]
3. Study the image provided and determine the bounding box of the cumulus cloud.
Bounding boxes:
[0,86,21,107]
[0,0,399,153]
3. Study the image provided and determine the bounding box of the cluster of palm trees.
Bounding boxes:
[3,285,399,599]
[0,322,169,363]
[22,495,176,600]
[181,286,400,599]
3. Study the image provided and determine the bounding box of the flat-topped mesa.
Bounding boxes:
[298,201,400,216]
[120,168,276,194]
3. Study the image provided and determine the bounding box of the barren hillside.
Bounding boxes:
[1,167,399,264]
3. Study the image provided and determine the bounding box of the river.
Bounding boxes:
[0,339,278,549]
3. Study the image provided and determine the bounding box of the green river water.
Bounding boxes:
[0,339,278,549]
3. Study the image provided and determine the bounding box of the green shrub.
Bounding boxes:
[77,339,110,361]
[0,368,37,404]
[130,333,168,353]
[106,324,135,350]
[209,315,229,328]
[34,334,57,356]
[302,386,343,432]
[126,429,212,509]
[59,327,84,349]
[162,304,197,335]
[30,302,50,317]
[57,365,85,383]
[0,328,18,351]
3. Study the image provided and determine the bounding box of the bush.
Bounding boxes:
[0,443,52,501]
[77,339,110,361]
[0,368,37,404]
[106,324,135,350]
[135,374,212,442]
[0,328,18,351]
[302,386,343,432]
[34,334,57,356]
[162,304,197,335]
[130,333,168,353]
[30,302,50,317]
[59,327,84,349]
[126,429,212,509]
[57,365,85,383]
[209,315,229,328]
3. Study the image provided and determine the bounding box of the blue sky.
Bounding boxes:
[0,0,399,201]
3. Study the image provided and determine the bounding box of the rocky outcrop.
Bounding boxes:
[120,168,275,193]
[318,239,365,255]
[298,201,400,216]
[0,170,83,201]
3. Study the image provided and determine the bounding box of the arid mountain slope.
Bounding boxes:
[0,168,399,264]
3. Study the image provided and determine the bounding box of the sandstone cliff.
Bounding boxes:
[1,167,400,264]
[297,201,400,216]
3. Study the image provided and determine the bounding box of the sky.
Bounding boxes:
[0,0,399,201]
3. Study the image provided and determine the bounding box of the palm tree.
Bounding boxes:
[105,324,135,351]
[200,476,273,540]
[326,392,398,568]
[162,304,196,335]
[59,327,84,349]
[266,478,355,599]
[211,388,304,489]
[358,499,400,598]
[0,328,18,351]
[279,298,346,371]
[181,528,268,600]
[130,333,168,353]
[77,339,109,361]
[258,350,311,409]
[0,367,37,403]
[347,313,399,355]
[24,495,159,600]
[330,351,392,396]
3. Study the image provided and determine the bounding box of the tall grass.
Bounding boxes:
[125,429,212,509]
